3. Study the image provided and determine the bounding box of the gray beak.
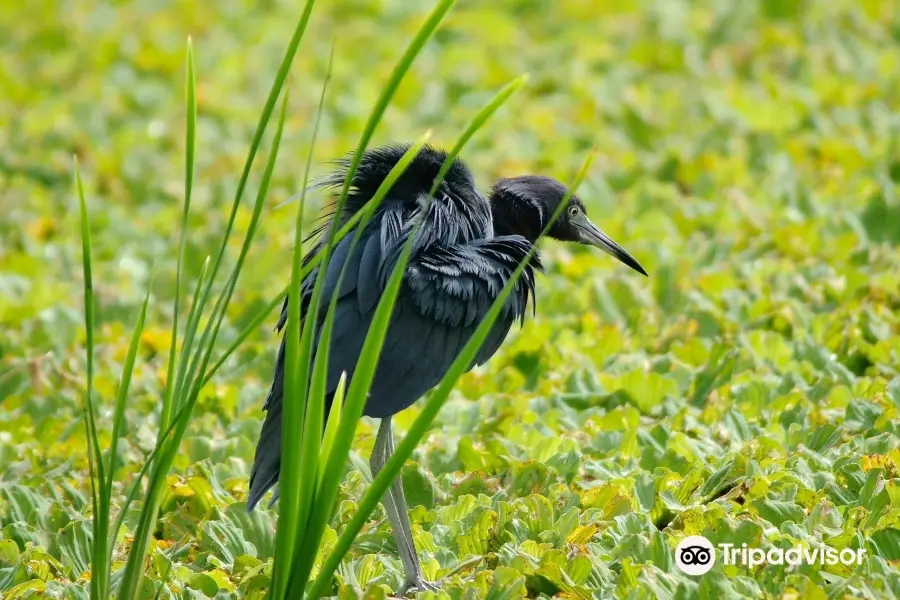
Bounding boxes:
[573,214,648,276]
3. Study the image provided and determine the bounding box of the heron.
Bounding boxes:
[248,144,647,593]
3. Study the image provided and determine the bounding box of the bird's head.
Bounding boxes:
[489,175,647,276]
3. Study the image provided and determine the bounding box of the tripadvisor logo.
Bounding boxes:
[675,535,866,576]
[675,536,715,575]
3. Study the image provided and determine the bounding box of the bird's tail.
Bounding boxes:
[248,338,285,511]
[248,333,337,511]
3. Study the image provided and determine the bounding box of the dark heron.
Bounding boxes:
[249,144,647,592]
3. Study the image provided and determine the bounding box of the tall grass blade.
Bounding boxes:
[283,76,435,550]
[165,245,208,416]
[295,279,332,517]
[271,61,327,598]
[104,285,151,560]
[106,306,205,560]
[106,285,151,488]
[275,47,341,600]
[160,38,197,433]
[116,257,210,599]
[318,372,345,490]
[75,159,111,600]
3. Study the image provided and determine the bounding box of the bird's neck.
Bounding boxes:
[488,190,545,243]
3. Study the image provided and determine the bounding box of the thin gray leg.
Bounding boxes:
[370,417,437,594]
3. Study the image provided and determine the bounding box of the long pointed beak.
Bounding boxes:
[574,215,648,276]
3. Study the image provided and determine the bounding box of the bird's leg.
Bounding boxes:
[370,417,438,594]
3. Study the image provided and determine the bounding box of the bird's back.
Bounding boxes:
[248,145,540,510]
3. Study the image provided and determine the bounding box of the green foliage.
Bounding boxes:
[2,0,900,599]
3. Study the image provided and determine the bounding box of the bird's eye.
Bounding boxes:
[568,205,580,218]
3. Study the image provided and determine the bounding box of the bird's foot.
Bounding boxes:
[398,575,476,596]
[398,576,439,596]
[397,558,481,595]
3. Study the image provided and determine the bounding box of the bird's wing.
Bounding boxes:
[405,235,541,371]
[404,236,539,330]
[312,233,541,417]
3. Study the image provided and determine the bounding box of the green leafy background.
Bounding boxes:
[2,0,900,598]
